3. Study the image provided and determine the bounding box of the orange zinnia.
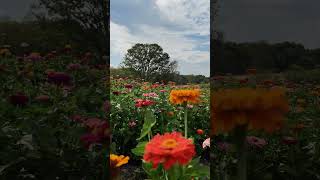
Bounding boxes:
[169,89,200,105]
[211,87,289,135]
[110,154,129,167]
[110,154,129,178]
[143,132,195,170]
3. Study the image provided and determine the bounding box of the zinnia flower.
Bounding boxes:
[281,136,298,145]
[202,138,210,149]
[143,132,195,170]
[211,87,289,135]
[169,89,200,105]
[246,136,267,148]
[27,52,42,61]
[135,99,154,107]
[110,154,129,178]
[47,72,72,86]
[9,93,29,106]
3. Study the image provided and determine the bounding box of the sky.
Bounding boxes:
[0,0,34,20]
[110,0,210,76]
[218,0,320,49]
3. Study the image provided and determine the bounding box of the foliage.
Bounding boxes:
[0,50,108,179]
[212,41,320,75]
[122,43,178,82]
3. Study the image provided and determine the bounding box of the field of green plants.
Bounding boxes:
[110,77,210,179]
[0,48,109,179]
[211,72,320,180]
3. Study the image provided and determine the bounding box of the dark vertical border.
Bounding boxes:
[101,0,110,179]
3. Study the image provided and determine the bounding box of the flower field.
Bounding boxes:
[0,48,109,179]
[110,77,210,179]
[211,73,320,180]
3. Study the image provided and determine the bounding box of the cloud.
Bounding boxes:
[154,0,210,36]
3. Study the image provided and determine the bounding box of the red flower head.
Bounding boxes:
[124,84,133,89]
[112,91,121,95]
[143,132,195,170]
[246,136,267,149]
[80,133,101,149]
[9,92,29,106]
[196,129,204,135]
[281,136,298,145]
[47,72,72,86]
[135,99,154,107]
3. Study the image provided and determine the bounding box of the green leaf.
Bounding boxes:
[142,161,163,180]
[132,141,148,157]
[184,158,210,178]
[137,110,157,140]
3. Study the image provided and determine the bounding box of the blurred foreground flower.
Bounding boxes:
[211,87,289,134]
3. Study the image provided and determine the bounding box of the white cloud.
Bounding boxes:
[154,0,210,36]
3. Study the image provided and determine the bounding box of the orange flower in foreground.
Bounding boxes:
[110,154,129,167]
[211,87,289,135]
[143,132,195,170]
[169,89,200,105]
[110,154,129,178]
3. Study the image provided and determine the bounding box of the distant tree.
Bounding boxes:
[122,43,178,82]
[32,0,109,63]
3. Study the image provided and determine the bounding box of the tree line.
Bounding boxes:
[211,40,320,75]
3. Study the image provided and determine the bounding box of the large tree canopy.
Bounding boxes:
[32,0,109,63]
[122,43,177,81]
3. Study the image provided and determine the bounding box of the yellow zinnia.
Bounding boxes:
[169,89,200,105]
[211,87,289,135]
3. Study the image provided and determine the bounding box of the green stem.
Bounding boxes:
[235,125,248,180]
[161,112,165,134]
[184,106,188,138]
[164,169,169,180]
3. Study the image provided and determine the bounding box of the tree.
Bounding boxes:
[32,0,109,63]
[122,43,178,82]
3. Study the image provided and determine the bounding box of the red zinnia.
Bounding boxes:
[143,132,195,170]
[9,92,29,106]
[135,99,154,107]
[47,72,72,86]
[196,129,204,135]
[124,84,133,89]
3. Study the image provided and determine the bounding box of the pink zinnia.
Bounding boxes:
[202,138,210,149]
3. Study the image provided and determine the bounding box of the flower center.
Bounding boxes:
[161,139,178,148]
